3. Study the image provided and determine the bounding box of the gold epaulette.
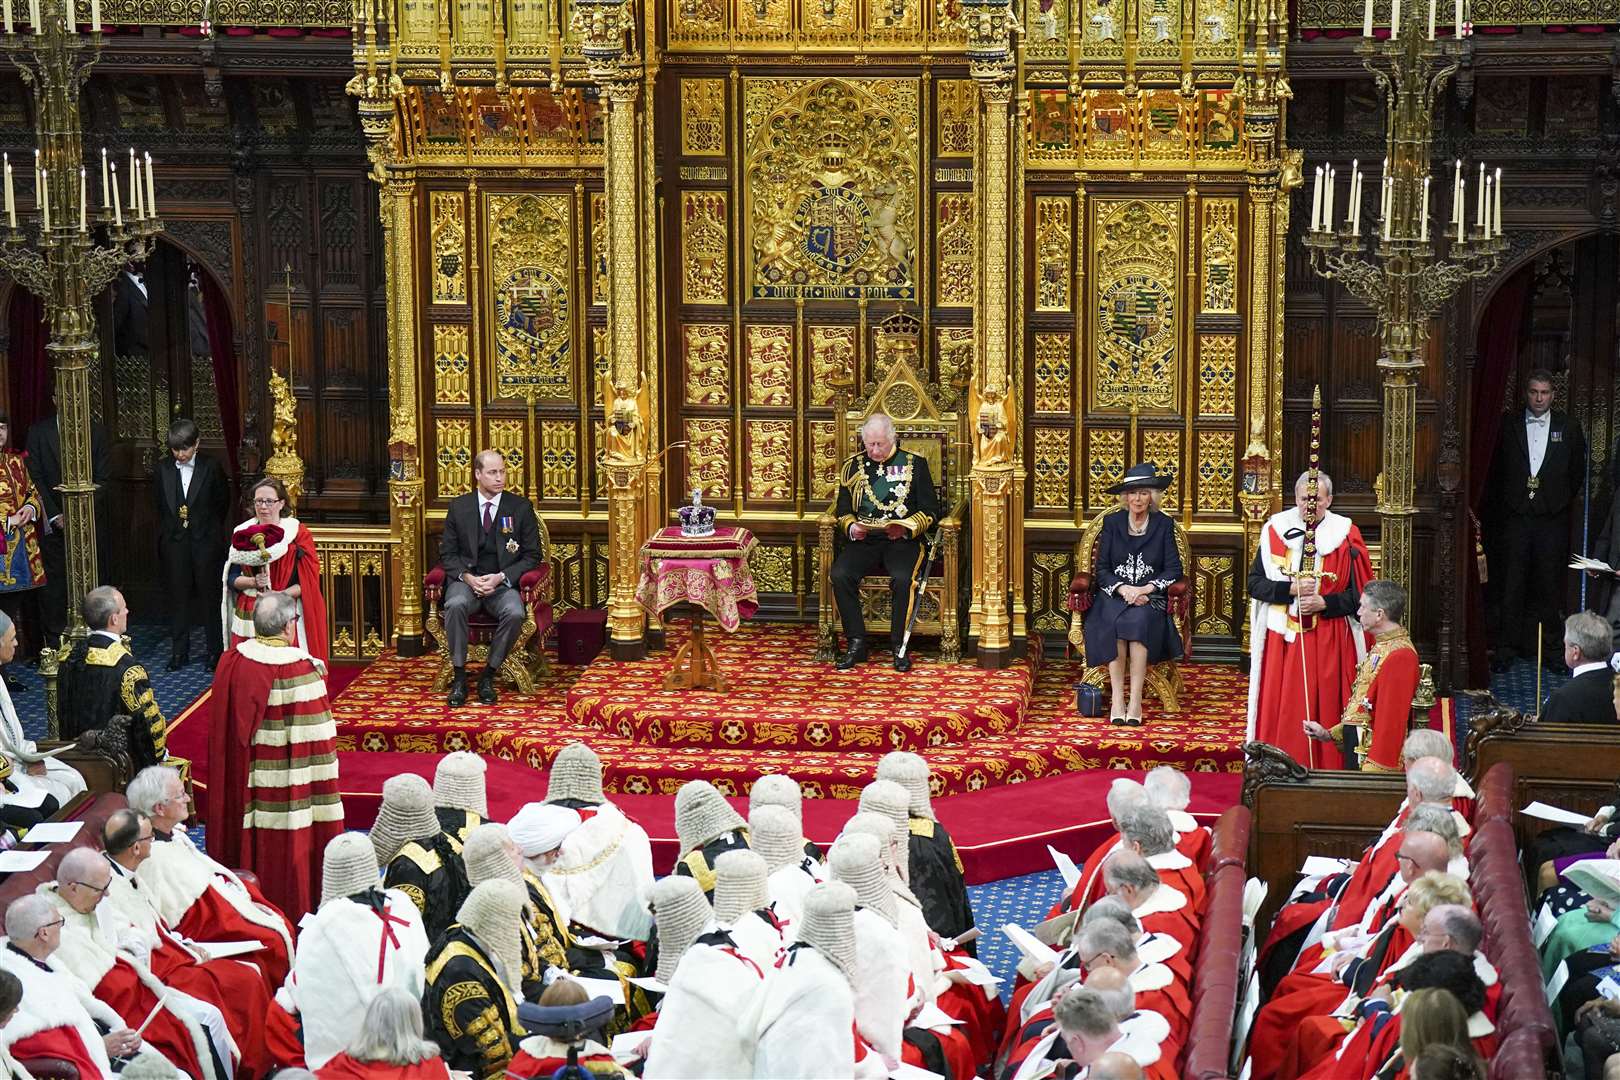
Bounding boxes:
[908,818,935,839]
[395,841,444,876]
[426,936,503,987]
[85,641,131,667]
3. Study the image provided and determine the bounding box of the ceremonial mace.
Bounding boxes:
[1290,388,1338,768]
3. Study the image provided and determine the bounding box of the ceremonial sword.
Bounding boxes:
[895,522,944,663]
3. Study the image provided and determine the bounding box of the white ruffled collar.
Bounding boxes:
[1127,961,1173,992]
[1131,884,1187,918]
[1147,850,1193,871]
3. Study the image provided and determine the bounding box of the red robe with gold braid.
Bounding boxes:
[207,635,345,920]
[223,516,330,663]
[1248,508,1375,770]
[1333,628,1421,773]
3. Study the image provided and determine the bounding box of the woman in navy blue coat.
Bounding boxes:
[1083,463,1184,725]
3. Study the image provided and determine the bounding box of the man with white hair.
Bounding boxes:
[1103,849,1198,950]
[1009,987,1123,1079]
[711,849,783,969]
[126,764,296,989]
[58,586,170,768]
[827,412,943,672]
[0,607,85,805]
[749,773,822,861]
[0,893,147,1078]
[539,742,655,941]
[1060,778,1150,913]
[1543,610,1618,723]
[1143,765,1210,867]
[1247,470,1374,768]
[205,589,344,917]
[39,848,227,1080]
[422,880,528,1078]
[751,804,820,921]
[277,832,430,1068]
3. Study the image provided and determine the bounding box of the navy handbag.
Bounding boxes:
[1074,682,1105,717]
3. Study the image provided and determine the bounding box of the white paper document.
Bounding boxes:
[890,1064,945,1080]
[1047,845,1081,891]
[1548,959,1571,1004]
[566,975,625,1005]
[1299,856,1353,878]
[1534,905,1560,948]
[1003,923,1059,967]
[609,1032,648,1064]
[20,821,83,844]
[0,850,49,872]
[1523,801,1596,827]
[191,940,265,959]
[913,1004,965,1030]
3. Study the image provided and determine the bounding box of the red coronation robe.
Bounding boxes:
[1334,628,1421,773]
[223,516,330,663]
[208,636,345,920]
[1248,508,1375,770]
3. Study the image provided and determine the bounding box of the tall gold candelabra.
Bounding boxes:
[2,0,163,734]
[1303,1,1504,601]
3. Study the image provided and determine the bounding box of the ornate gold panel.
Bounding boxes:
[1141,90,1193,161]
[668,0,728,45]
[454,0,494,48]
[1034,195,1072,312]
[591,326,609,381]
[1200,91,1242,157]
[430,191,466,305]
[435,418,473,501]
[540,420,579,501]
[1198,334,1238,418]
[1142,430,1182,510]
[936,193,975,309]
[682,191,729,305]
[743,78,920,301]
[399,88,601,166]
[751,544,795,594]
[1027,90,1079,168]
[937,81,976,159]
[809,325,857,406]
[1024,0,1070,59]
[685,418,732,499]
[683,324,732,406]
[810,420,840,500]
[1092,199,1180,412]
[550,541,583,615]
[1030,550,1074,633]
[487,193,574,402]
[681,79,727,156]
[1025,88,1245,170]
[746,420,795,501]
[936,327,973,391]
[486,419,528,495]
[433,324,471,406]
[798,0,859,43]
[1200,199,1239,314]
[1086,428,1126,512]
[507,0,556,58]
[1193,555,1236,636]
[1197,430,1235,515]
[1033,333,1072,414]
[590,194,608,306]
[1032,428,1072,510]
[745,325,794,407]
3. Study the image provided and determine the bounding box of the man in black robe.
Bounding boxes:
[423,880,528,1079]
[877,752,975,951]
[671,780,750,900]
[370,773,471,942]
[57,586,167,768]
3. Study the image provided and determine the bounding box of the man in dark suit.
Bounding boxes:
[112,265,149,359]
[439,449,541,707]
[1483,368,1588,673]
[1541,612,1616,723]
[154,418,230,670]
[24,399,111,646]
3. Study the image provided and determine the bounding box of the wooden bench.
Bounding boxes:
[1183,805,1252,1079]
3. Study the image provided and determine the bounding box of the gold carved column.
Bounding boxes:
[578,0,654,660]
[964,0,1020,669]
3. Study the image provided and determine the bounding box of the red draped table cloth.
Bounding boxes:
[635,526,759,692]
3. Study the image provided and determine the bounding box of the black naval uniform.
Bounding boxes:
[423,925,524,1079]
[830,447,942,664]
[384,833,472,943]
[57,629,168,768]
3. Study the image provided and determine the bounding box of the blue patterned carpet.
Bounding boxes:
[968,869,1068,1002]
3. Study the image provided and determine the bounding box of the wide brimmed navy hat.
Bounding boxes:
[1106,462,1174,494]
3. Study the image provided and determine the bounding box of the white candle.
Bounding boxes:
[32,148,38,191]
[1382,178,1392,240]
[1476,162,1485,228]
[28,0,37,32]
[78,166,85,231]
[1452,159,1462,231]
[127,148,136,209]
[1363,0,1373,35]
[3,0,12,36]
[1420,175,1430,241]
[144,152,154,218]
[1311,165,1323,231]
[1456,174,1466,240]
[65,0,73,28]
[1351,166,1363,235]
[100,147,108,208]
[1391,0,1399,36]
[39,168,48,232]
[1454,0,1462,32]
[1326,166,1336,233]
[1494,167,1502,236]
[110,162,120,226]
[2,155,12,228]
[1427,0,1435,37]
[131,157,142,219]
[91,0,99,31]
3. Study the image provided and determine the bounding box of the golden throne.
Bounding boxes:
[815,314,970,664]
[1066,505,1194,711]
[423,516,554,695]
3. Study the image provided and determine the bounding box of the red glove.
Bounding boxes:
[885,523,908,540]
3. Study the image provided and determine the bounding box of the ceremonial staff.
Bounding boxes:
[1293,389,1338,768]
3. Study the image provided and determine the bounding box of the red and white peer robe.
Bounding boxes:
[540,801,656,943]
[0,941,128,1080]
[753,944,864,1079]
[38,887,225,1080]
[642,936,765,1078]
[104,856,305,1077]
[206,636,345,920]
[136,825,297,992]
[1247,509,1374,770]
[276,889,430,1070]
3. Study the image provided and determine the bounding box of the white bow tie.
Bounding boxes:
[1527,416,1548,425]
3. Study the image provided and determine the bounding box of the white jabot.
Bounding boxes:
[1526,410,1550,477]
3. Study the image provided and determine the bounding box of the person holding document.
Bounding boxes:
[0,609,85,805]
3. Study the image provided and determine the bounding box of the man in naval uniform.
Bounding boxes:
[57,586,169,769]
[829,413,943,672]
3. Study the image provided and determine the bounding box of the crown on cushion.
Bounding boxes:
[678,488,717,537]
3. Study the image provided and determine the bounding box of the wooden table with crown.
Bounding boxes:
[634,503,758,692]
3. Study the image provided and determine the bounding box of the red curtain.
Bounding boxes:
[4,290,49,441]
[199,271,241,475]
[1462,267,1533,685]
